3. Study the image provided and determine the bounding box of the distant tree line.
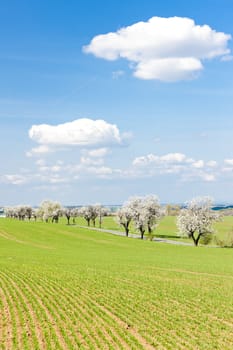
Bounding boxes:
[4,196,223,247]
[4,201,110,228]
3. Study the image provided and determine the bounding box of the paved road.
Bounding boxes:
[76,225,193,246]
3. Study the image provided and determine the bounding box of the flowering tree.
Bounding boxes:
[38,200,62,223]
[79,206,95,226]
[120,195,163,239]
[143,195,164,234]
[94,204,109,228]
[63,208,72,225]
[115,206,134,236]
[71,208,80,224]
[177,196,220,246]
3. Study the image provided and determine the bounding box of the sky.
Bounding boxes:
[1,0,233,206]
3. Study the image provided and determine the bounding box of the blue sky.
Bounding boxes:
[1,0,233,206]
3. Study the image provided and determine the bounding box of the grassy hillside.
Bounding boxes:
[0,218,233,349]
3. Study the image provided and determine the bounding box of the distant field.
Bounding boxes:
[0,218,233,349]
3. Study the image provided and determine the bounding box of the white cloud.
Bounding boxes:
[224,159,233,166]
[26,145,51,157]
[80,156,104,166]
[133,152,189,166]
[86,166,113,176]
[84,16,231,81]
[206,160,218,167]
[191,160,205,168]
[133,153,158,166]
[84,147,109,158]
[160,153,187,163]
[134,57,202,81]
[200,173,216,182]
[29,118,127,148]
[35,159,46,166]
[132,152,218,182]
[1,174,28,185]
[221,55,233,62]
[112,70,125,79]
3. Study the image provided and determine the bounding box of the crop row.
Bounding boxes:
[1,265,232,350]
[0,268,150,349]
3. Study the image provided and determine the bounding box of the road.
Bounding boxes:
[76,225,193,246]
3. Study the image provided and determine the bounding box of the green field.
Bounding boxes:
[0,218,233,349]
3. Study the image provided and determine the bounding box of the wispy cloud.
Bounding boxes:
[4,150,233,187]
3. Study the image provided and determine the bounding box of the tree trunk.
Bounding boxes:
[140,227,145,239]
[195,233,202,246]
[148,224,152,233]
[190,231,200,246]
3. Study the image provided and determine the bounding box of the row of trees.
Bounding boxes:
[4,196,221,246]
[5,201,110,228]
[115,195,220,245]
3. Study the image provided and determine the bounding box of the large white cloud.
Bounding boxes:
[29,118,126,148]
[84,16,231,81]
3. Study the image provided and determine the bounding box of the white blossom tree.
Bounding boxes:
[63,208,72,225]
[94,204,109,228]
[38,200,62,223]
[143,195,164,234]
[115,206,134,236]
[177,196,220,246]
[79,206,95,226]
[63,207,81,225]
[121,195,163,239]
[70,207,80,224]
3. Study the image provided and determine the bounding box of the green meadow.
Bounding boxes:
[0,217,233,349]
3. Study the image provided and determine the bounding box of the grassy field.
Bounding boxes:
[0,218,233,349]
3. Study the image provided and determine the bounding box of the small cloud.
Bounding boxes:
[160,153,187,163]
[84,147,110,158]
[221,55,233,62]
[224,159,233,166]
[200,173,216,182]
[1,174,28,185]
[86,166,113,176]
[35,159,46,166]
[192,160,204,169]
[112,70,125,79]
[26,145,52,157]
[80,156,104,166]
[206,160,218,167]
[133,152,188,166]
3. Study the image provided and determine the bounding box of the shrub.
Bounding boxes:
[200,233,213,245]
